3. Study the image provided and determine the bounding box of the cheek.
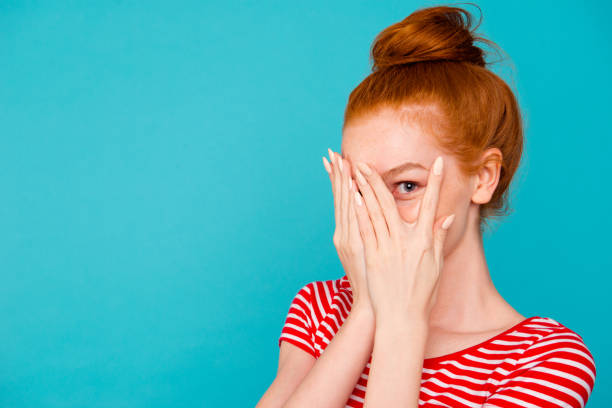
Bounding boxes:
[394,190,455,225]
[396,200,422,223]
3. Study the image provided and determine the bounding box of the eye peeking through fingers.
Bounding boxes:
[396,181,420,193]
[395,181,422,195]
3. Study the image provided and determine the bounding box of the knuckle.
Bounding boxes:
[332,234,340,247]
[421,240,434,254]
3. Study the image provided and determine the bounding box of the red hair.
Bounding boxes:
[343,3,524,233]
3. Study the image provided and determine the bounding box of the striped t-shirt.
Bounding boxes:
[278,274,596,408]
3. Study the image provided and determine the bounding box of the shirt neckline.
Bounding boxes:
[423,315,539,365]
[339,274,538,365]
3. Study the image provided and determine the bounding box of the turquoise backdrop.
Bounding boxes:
[1,1,610,406]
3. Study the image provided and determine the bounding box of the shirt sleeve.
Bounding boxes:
[483,330,596,408]
[278,283,317,358]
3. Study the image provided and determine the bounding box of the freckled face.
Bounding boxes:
[341,106,472,227]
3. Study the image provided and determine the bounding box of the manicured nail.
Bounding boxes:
[322,156,331,173]
[356,162,372,176]
[328,148,334,165]
[349,178,353,190]
[355,168,367,185]
[354,191,363,206]
[442,214,455,230]
[433,156,443,176]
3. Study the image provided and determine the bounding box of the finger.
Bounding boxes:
[355,161,403,241]
[322,155,331,175]
[323,154,333,201]
[417,155,444,239]
[353,162,389,246]
[348,178,361,249]
[329,149,342,230]
[352,188,377,262]
[339,155,349,245]
[433,213,455,267]
[342,156,355,244]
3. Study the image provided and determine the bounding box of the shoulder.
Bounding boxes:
[288,274,353,329]
[520,316,596,370]
[291,274,352,305]
[488,316,596,407]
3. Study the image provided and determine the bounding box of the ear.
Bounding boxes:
[471,148,502,205]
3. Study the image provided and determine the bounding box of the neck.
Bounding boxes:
[428,207,516,332]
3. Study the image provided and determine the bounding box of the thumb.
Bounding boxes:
[433,214,455,265]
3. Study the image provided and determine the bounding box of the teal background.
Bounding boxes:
[1,1,610,406]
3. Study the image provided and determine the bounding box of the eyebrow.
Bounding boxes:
[381,161,428,179]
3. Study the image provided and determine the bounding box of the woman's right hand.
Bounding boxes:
[323,148,373,313]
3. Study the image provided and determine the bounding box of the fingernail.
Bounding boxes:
[328,148,334,165]
[356,162,372,176]
[442,214,455,230]
[349,178,353,190]
[354,191,363,206]
[355,168,367,185]
[338,155,343,173]
[433,156,443,176]
[322,156,331,173]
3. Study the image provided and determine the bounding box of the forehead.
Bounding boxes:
[341,106,442,171]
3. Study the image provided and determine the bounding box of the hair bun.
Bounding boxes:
[370,5,492,71]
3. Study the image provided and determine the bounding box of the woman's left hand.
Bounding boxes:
[350,156,455,324]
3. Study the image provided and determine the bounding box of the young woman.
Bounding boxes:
[257,5,596,408]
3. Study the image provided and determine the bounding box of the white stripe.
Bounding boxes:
[335,292,350,318]
[491,339,533,346]
[420,384,483,408]
[506,331,543,339]
[493,367,511,376]
[523,324,555,331]
[320,319,336,338]
[529,365,593,396]
[518,347,594,367]
[329,303,345,329]
[423,376,489,398]
[483,393,543,408]
[547,357,596,383]
[315,328,331,345]
[537,317,561,326]
[519,356,595,383]
[540,331,584,342]
[439,359,499,374]
[348,394,364,403]
[294,292,310,308]
[509,375,584,407]
[464,354,506,365]
[322,281,333,309]
[292,290,315,329]
[312,284,325,328]
[477,346,527,355]
[285,312,310,330]
[321,306,340,334]
[422,367,488,385]
[490,385,573,407]
[291,303,313,329]
[314,342,324,355]
[530,337,587,351]
[283,322,310,337]
[280,333,315,353]
[418,398,450,406]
